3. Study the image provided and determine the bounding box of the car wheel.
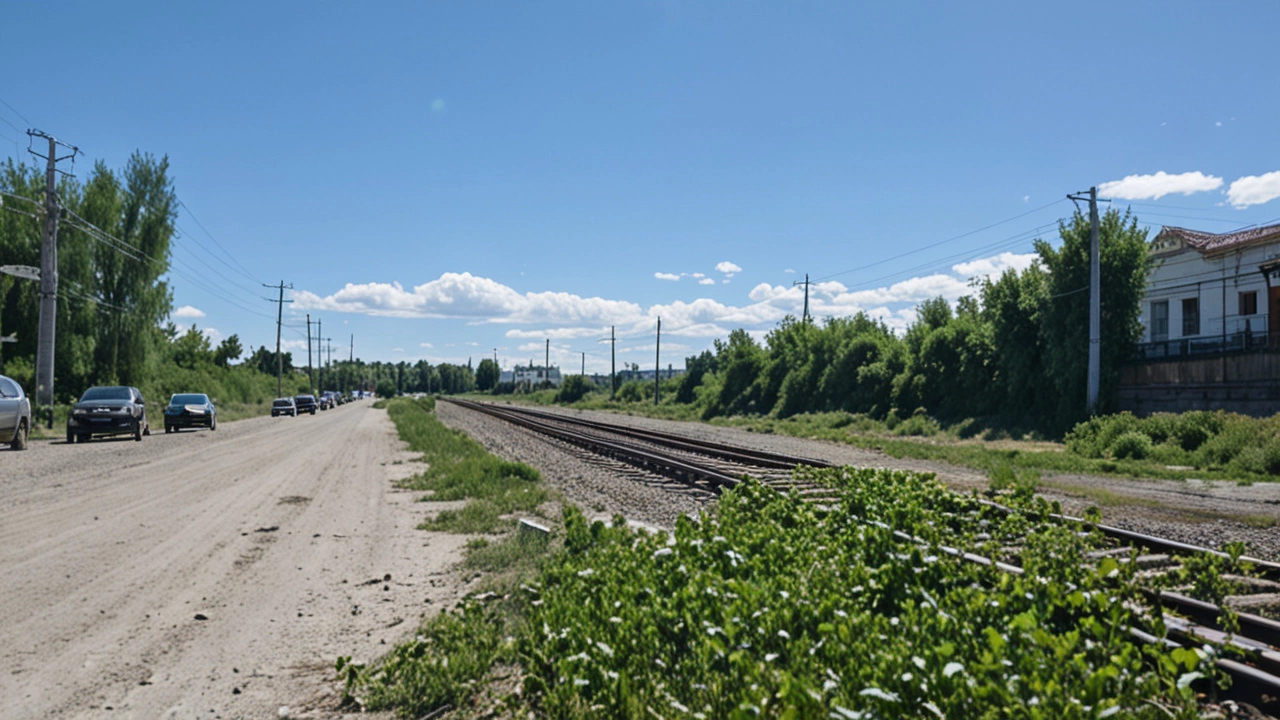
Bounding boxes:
[211,417,217,431]
[135,423,143,442]
[311,408,316,415]
[143,423,150,436]
[12,419,28,451]
[67,429,74,444]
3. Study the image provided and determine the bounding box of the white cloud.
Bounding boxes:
[201,327,222,344]
[784,268,795,274]
[1098,171,1223,200]
[1215,121,1222,127]
[715,261,742,276]
[392,347,405,353]
[691,272,705,278]
[698,277,716,285]
[432,98,446,115]
[173,305,206,319]
[655,272,681,281]
[293,272,644,325]
[1226,171,1280,208]
[420,342,434,348]
[951,252,1038,278]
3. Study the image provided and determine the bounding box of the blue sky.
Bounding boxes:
[3,2,1279,373]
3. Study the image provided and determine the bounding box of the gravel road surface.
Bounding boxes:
[0,403,465,720]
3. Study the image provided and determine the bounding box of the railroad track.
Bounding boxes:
[441,398,1280,714]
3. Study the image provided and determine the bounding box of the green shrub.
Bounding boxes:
[1194,417,1260,468]
[554,375,596,404]
[1109,431,1153,460]
[616,379,647,403]
[893,407,940,437]
[1138,413,1179,445]
[1175,411,1224,452]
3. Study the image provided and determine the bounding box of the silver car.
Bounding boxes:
[0,374,31,450]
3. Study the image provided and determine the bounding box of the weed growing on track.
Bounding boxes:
[383,397,547,534]
[346,462,1224,718]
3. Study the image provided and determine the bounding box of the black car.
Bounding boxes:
[164,393,217,433]
[294,394,318,415]
[271,397,297,417]
[67,386,150,443]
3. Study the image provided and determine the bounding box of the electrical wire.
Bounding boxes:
[815,198,1069,282]
[0,97,31,126]
[176,198,262,285]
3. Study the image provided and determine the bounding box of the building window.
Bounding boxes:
[1182,298,1200,337]
[1239,291,1258,316]
[1150,300,1168,342]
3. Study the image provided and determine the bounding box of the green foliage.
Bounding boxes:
[359,468,1217,718]
[375,379,397,399]
[475,358,499,391]
[615,379,647,403]
[1110,431,1153,460]
[1063,410,1280,477]
[383,398,546,534]
[554,374,596,404]
[1037,208,1151,426]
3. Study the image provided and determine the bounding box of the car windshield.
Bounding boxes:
[273,399,292,406]
[170,394,209,405]
[296,396,314,401]
[80,387,131,402]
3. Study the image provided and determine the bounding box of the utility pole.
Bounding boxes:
[263,280,293,398]
[1069,187,1101,415]
[306,314,315,393]
[324,337,333,391]
[581,351,585,376]
[793,273,812,323]
[316,318,322,393]
[611,326,616,397]
[349,334,354,394]
[654,317,661,405]
[29,130,77,428]
[544,338,550,386]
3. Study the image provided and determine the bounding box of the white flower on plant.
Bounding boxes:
[777,630,790,640]
[859,687,900,702]
[943,661,964,677]
[653,547,673,558]
[912,656,926,670]
[609,616,622,624]
[596,641,614,657]
[574,678,589,686]
[765,653,779,662]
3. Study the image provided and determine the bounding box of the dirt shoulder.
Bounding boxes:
[0,403,470,719]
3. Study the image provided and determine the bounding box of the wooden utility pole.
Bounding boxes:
[1069,187,1101,415]
[610,326,615,398]
[654,317,661,405]
[793,273,812,323]
[263,280,293,398]
[545,338,550,386]
[306,314,315,393]
[29,130,76,427]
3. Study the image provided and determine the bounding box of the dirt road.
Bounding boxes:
[0,403,464,720]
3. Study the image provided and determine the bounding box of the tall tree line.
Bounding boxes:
[663,209,1150,433]
[1,154,176,399]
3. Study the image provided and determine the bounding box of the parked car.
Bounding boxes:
[271,397,297,417]
[164,393,217,433]
[294,394,318,415]
[0,374,31,450]
[67,385,149,443]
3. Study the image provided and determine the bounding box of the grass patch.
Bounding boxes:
[382,397,546,534]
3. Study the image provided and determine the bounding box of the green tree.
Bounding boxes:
[214,334,243,367]
[475,358,500,391]
[1036,208,1150,425]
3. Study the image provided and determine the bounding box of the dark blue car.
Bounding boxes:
[164,393,217,433]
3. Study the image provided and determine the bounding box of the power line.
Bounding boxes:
[815,198,1069,282]
[0,96,32,126]
[177,198,262,285]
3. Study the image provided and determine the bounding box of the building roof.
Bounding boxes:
[1155,222,1280,255]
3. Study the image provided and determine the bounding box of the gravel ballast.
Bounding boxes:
[440,401,1280,561]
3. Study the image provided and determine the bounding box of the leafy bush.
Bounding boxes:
[892,407,940,437]
[554,375,596,404]
[615,379,648,403]
[1110,431,1153,460]
[375,379,398,399]
[1174,411,1224,452]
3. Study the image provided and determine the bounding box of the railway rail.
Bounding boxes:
[441,397,1280,713]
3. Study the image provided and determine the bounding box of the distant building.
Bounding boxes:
[1137,222,1280,356]
[500,364,564,387]
[1119,222,1280,416]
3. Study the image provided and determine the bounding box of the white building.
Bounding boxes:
[1137,222,1280,358]
[499,365,564,387]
